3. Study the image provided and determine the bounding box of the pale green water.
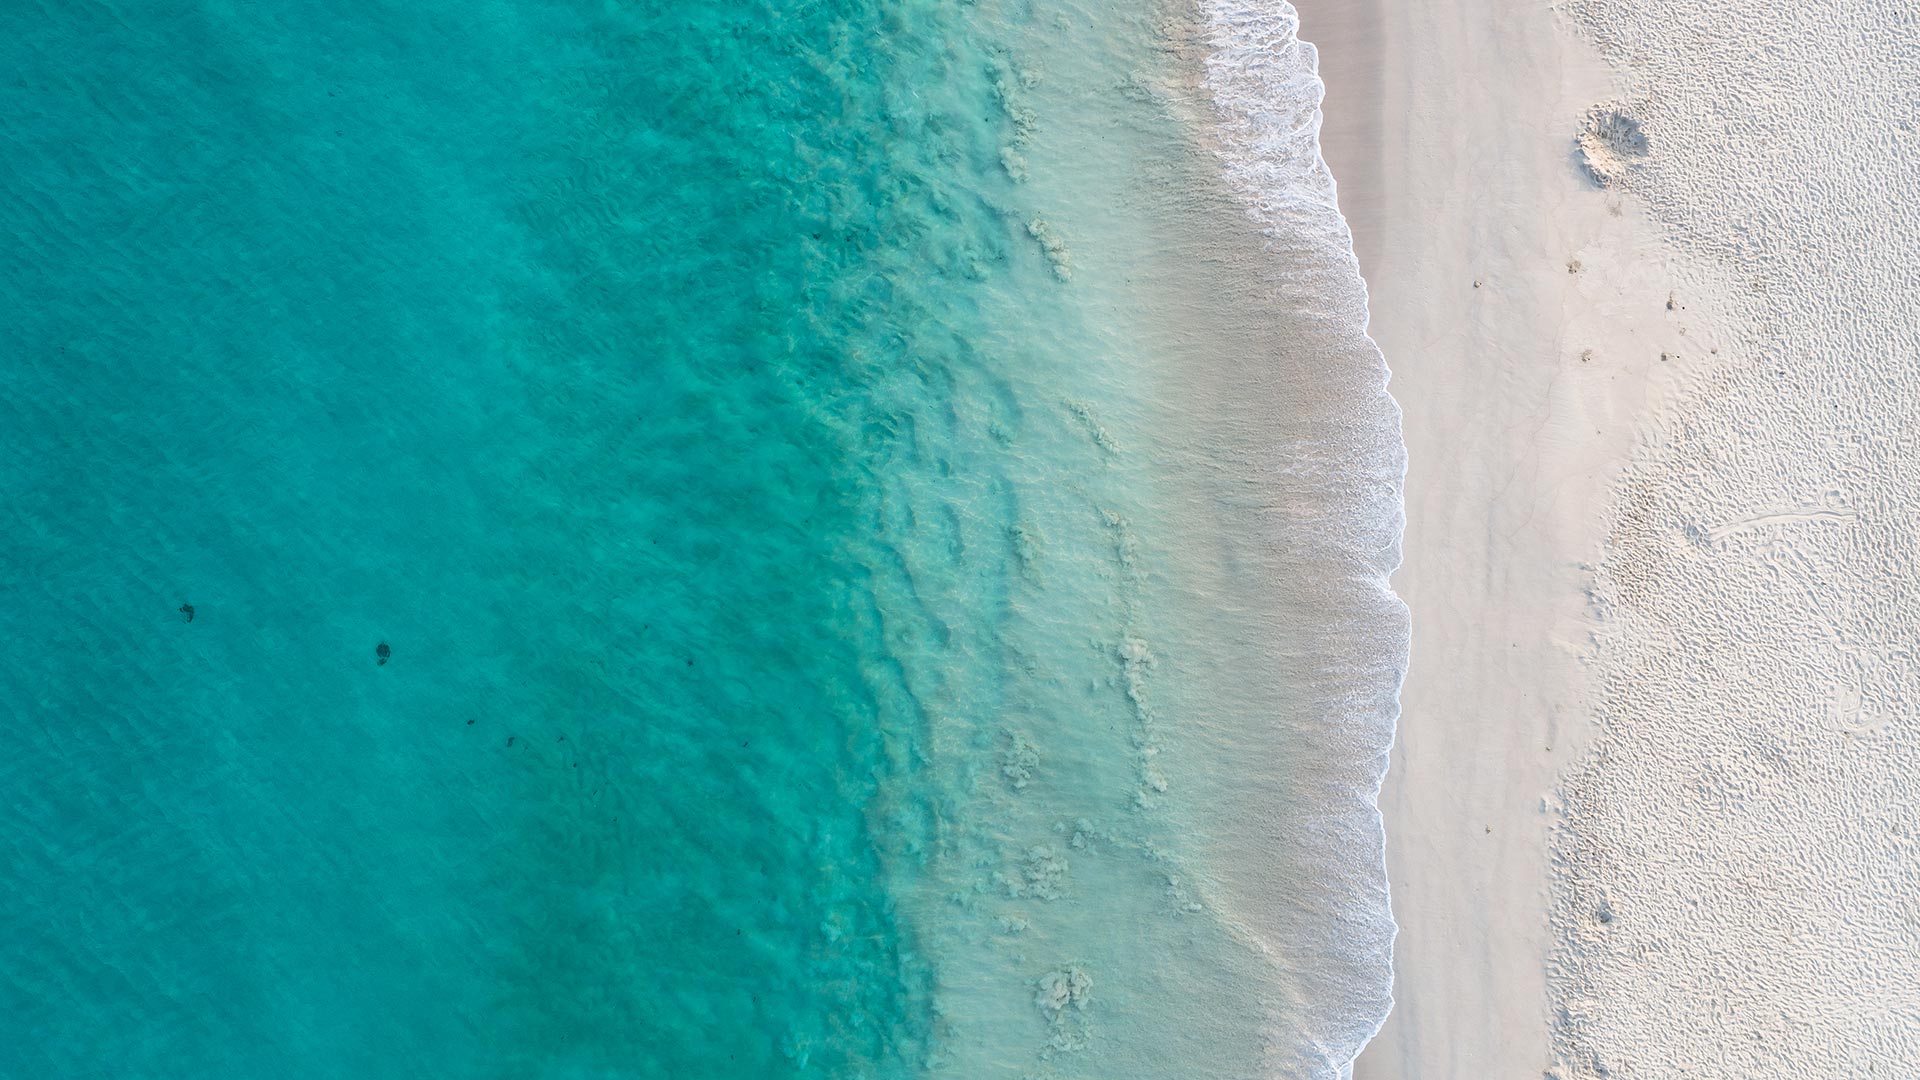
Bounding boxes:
[0,0,1402,1076]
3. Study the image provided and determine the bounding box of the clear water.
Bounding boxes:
[0,1,1402,1077]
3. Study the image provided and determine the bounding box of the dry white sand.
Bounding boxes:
[1545,0,1920,1073]
[1295,0,1692,1071]
[1292,0,1920,1074]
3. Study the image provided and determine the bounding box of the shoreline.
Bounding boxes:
[1289,0,1697,1075]
[875,2,1415,1071]
[1290,0,1384,280]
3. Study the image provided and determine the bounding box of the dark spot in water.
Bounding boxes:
[178,603,195,623]
[507,736,516,747]
[375,642,391,666]
[466,719,475,725]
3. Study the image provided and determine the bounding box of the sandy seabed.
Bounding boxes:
[1294,0,1920,1075]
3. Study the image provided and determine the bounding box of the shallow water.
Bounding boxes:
[0,1,1401,1076]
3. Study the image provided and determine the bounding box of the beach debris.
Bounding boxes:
[1027,218,1072,281]
[1567,258,1583,274]
[998,845,1069,901]
[1066,818,1105,851]
[1000,145,1029,183]
[1001,730,1039,790]
[375,641,391,666]
[1035,966,1093,1015]
[1577,104,1650,187]
[178,603,194,623]
[1035,965,1094,1054]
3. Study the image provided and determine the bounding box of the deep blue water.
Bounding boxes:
[0,1,1041,1074]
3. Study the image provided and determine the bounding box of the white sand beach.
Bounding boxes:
[1294,0,1920,1074]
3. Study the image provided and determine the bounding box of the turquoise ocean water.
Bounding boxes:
[2,1,1404,1076]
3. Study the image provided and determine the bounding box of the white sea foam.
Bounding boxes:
[876,1,1413,1074]
[1191,2,1408,1074]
